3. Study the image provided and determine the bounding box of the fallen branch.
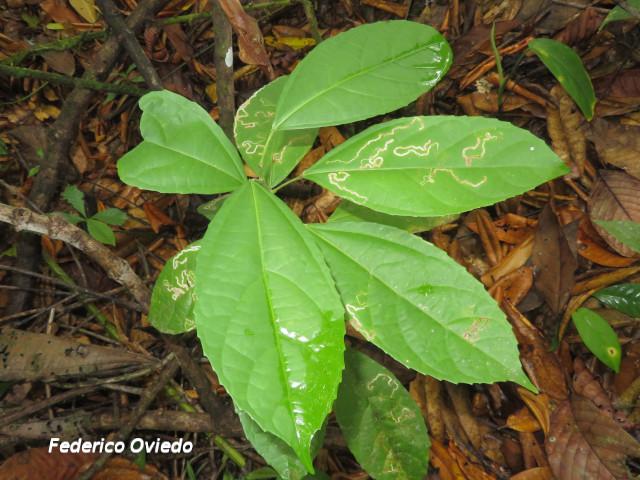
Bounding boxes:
[0,203,150,308]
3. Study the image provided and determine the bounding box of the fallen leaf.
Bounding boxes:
[163,24,193,62]
[589,170,640,257]
[590,119,640,180]
[554,7,604,44]
[69,0,98,23]
[361,0,408,17]
[143,201,175,233]
[546,395,640,479]
[507,406,541,433]
[577,217,636,267]
[40,0,83,23]
[546,86,587,178]
[511,467,554,480]
[41,50,76,75]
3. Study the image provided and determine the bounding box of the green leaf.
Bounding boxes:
[572,308,621,372]
[239,410,326,480]
[86,219,115,246]
[197,195,229,220]
[594,220,640,254]
[148,242,200,334]
[27,165,40,177]
[91,208,127,226]
[118,90,246,194]
[600,0,640,30]
[528,38,596,120]
[308,221,533,387]
[335,349,429,480]
[194,182,345,469]
[330,200,457,234]
[303,116,568,217]
[594,283,640,317]
[235,76,317,186]
[273,21,452,130]
[62,185,86,217]
[60,212,84,225]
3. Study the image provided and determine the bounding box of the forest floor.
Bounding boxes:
[1,0,640,479]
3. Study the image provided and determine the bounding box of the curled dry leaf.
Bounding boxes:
[546,395,640,480]
[590,119,640,180]
[546,86,587,178]
[553,7,604,45]
[507,406,542,432]
[589,170,640,257]
[489,266,533,306]
[573,357,622,422]
[577,217,637,267]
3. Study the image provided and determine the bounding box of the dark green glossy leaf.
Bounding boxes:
[235,76,317,186]
[194,182,345,469]
[329,200,457,233]
[594,220,640,254]
[148,242,200,334]
[335,349,429,480]
[118,90,245,194]
[600,0,640,29]
[62,185,86,217]
[308,221,533,387]
[304,116,568,217]
[572,308,621,372]
[594,283,640,317]
[528,38,596,120]
[273,21,452,130]
[92,208,127,226]
[86,219,115,245]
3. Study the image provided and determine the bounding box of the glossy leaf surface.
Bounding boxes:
[194,182,345,468]
[572,308,621,372]
[118,90,245,194]
[308,221,532,387]
[273,21,452,130]
[148,242,200,334]
[594,283,640,317]
[329,200,457,233]
[595,220,640,254]
[235,76,317,186]
[528,38,596,120]
[304,116,568,217]
[335,349,429,480]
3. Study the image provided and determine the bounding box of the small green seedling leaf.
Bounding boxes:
[600,0,640,30]
[594,283,640,317]
[329,200,457,233]
[273,21,452,130]
[194,182,345,469]
[528,38,596,120]
[148,242,200,334]
[238,410,326,480]
[91,208,127,226]
[304,116,568,217]
[118,90,246,194]
[235,76,317,186]
[335,349,430,480]
[594,220,640,254]
[60,212,84,225]
[572,307,621,372]
[308,221,533,388]
[62,185,86,217]
[86,218,116,246]
[27,166,40,177]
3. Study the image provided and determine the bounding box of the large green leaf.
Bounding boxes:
[329,200,457,234]
[239,410,326,480]
[272,21,452,130]
[594,220,640,254]
[235,76,317,186]
[194,182,345,469]
[594,283,640,317]
[304,116,568,217]
[528,38,596,120]
[148,242,200,334]
[335,349,429,480]
[572,308,621,372]
[308,221,533,387]
[118,90,245,194]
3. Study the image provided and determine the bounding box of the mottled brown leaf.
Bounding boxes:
[547,86,587,178]
[591,119,640,180]
[589,171,640,257]
[546,395,640,480]
[554,7,604,45]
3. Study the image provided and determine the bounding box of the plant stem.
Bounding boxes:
[272,175,303,193]
[490,22,506,112]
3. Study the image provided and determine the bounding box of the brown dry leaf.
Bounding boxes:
[481,235,534,286]
[447,441,497,480]
[577,217,636,267]
[573,357,618,419]
[302,189,339,223]
[507,406,541,433]
[589,170,640,257]
[318,126,345,150]
[489,266,533,306]
[457,91,532,115]
[518,388,552,435]
[143,201,175,233]
[40,0,83,23]
[531,205,577,314]
[293,145,325,176]
[553,7,604,45]
[163,24,193,62]
[590,119,640,180]
[546,395,640,480]
[41,50,76,75]
[511,467,554,480]
[430,439,466,480]
[546,86,587,178]
[361,0,408,17]
[218,0,273,74]
[597,69,640,104]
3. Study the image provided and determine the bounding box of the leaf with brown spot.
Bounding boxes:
[532,205,578,314]
[589,171,640,257]
[546,395,640,480]
[591,119,640,180]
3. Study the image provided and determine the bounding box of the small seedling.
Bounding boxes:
[572,307,622,372]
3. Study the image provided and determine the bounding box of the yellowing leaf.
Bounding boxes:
[70,0,98,23]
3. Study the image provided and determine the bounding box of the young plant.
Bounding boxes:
[571,307,621,372]
[60,185,127,246]
[118,21,569,478]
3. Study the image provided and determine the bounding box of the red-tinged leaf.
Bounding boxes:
[546,395,640,480]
